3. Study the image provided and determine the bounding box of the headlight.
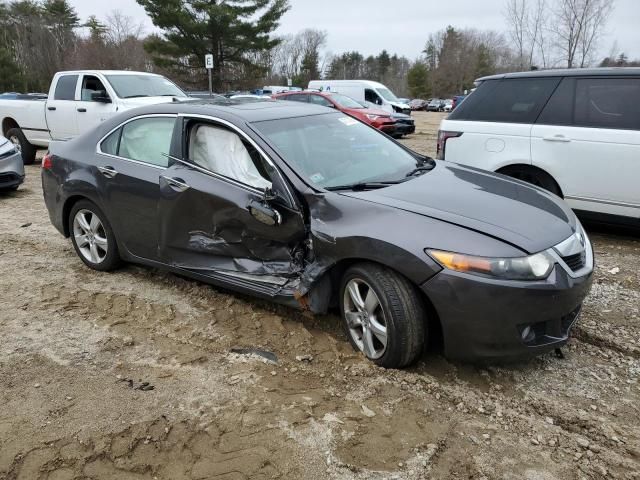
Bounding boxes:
[427,249,555,281]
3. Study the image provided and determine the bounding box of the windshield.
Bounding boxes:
[106,75,187,99]
[328,93,363,109]
[253,113,422,189]
[376,88,399,102]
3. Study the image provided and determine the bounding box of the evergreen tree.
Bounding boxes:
[137,0,290,90]
[407,62,429,98]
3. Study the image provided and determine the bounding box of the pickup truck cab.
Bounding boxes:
[0,70,187,163]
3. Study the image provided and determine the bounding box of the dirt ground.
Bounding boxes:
[1,111,639,480]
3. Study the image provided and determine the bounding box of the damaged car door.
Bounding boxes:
[158,116,307,292]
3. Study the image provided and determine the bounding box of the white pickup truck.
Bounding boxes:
[0,70,188,164]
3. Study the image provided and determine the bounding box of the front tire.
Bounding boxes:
[340,263,426,368]
[69,200,121,271]
[6,127,37,165]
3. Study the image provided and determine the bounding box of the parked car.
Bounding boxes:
[0,134,25,191]
[451,95,466,110]
[308,80,411,114]
[274,90,397,135]
[438,68,640,227]
[442,99,453,112]
[262,86,301,95]
[390,112,416,137]
[426,99,444,112]
[229,94,274,103]
[409,99,428,111]
[42,99,593,368]
[0,70,188,164]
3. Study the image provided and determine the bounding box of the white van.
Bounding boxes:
[437,68,640,227]
[307,80,410,114]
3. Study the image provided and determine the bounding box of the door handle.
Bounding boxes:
[161,175,190,192]
[77,108,87,113]
[47,106,56,111]
[543,135,571,143]
[98,166,118,178]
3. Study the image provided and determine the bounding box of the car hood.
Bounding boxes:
[342,162,576,254]
[346,106,391,117]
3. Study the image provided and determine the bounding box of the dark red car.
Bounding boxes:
[273,91,396,134]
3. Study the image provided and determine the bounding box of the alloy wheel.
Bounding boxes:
[9,135,21,152]
[73,209,108,264]
[343,278,388,359]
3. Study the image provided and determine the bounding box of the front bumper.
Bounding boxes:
[0,150,25,189]
[421,264,593,361]
[394,122,416,135]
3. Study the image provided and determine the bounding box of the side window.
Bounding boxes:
[81,75,108,102]
[100,128,121,155]
[574,78,640,130]
[364,89,379,104]
[118,117,175,167]
[187,123,272,190]
[54,75,79,101]
[309,95,333,107]
[284,94,308,102]
[449,78,559,123]
[537,78,576,126]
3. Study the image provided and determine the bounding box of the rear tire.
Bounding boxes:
[69,200,121,271]
[6,127,37,165]
[339,262,426,368]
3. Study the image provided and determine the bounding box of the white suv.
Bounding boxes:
[437,68,640,227]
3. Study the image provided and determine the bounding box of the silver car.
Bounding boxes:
[0,135,25,191]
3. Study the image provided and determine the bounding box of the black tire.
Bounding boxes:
[68,199,121,271]
[339,262,426,368]
[500,167,562,197]
[6,127,37,165]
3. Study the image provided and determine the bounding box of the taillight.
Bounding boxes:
[42,153,53,169]
[436,130,462,160]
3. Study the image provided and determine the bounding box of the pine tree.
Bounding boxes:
[137,0,290,90]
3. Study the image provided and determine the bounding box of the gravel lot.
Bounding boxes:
[1,111,639,480]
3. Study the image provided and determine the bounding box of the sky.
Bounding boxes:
[69,0,640,62]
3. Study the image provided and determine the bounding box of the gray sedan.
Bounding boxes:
[41,99,593,368]
[0,135,25,191]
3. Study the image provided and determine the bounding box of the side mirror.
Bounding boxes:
[248,199,281,226]
[91,91,112,103]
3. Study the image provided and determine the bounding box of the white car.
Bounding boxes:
[437,68,640,227]
[0,70,187,164]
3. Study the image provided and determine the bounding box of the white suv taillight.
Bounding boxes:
[436,130,462,160]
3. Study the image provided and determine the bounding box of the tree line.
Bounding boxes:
[0,0,634,98]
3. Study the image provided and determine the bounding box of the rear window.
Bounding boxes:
[449,78,560,124]
[54,75,78,101]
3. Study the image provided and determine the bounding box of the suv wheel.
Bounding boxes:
[6,127,37,165]
[69,200,121,271]
[340,263,426,368]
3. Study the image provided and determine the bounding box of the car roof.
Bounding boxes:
[121,98,334,122]
[55,70,161,77]
[476,67,640,82]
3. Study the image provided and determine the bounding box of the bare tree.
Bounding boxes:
[504,0,528,68]
[550,0,614,68]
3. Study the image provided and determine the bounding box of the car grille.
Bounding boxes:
[561,251,585,272]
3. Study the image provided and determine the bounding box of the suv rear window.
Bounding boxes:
[449,78,560,124]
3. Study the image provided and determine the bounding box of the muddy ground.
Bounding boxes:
[1,111,639,480]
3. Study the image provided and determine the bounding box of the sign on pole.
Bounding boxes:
[287,78,292,87]
[205,54,214,97]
